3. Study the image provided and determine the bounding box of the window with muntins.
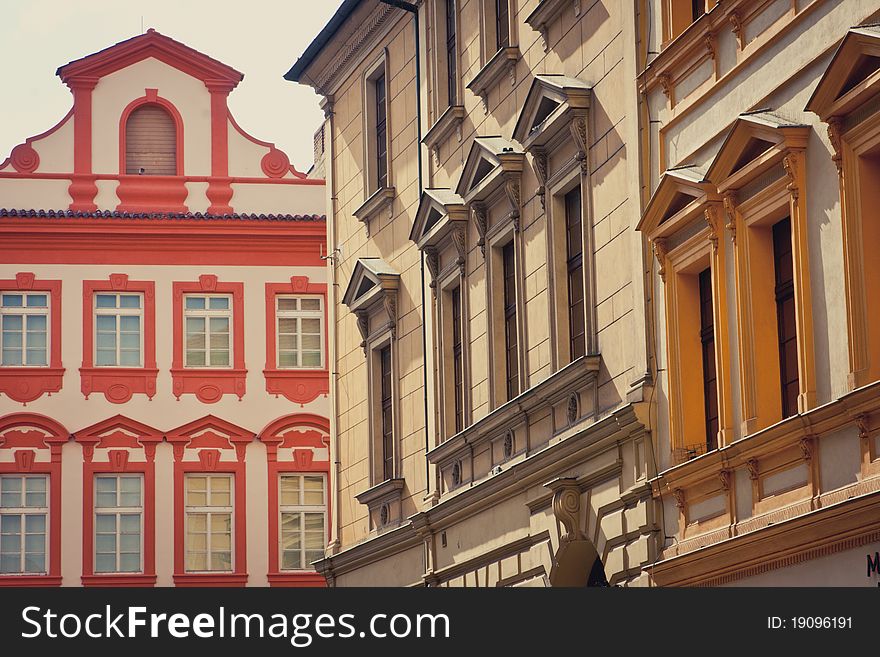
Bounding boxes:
[94,474,142,574]
[0,475,47,574]
[495,0,510,49]
[125,104,176,175]
[277,297,323,368]
[698,268,718,451]
[451,286,464,434]
[565,187,586,361]
[773,218,798,419]
[185,474,233,573]
[446,0,458,106]
[375,73,388,190]
[1,292,48,366]
[279,474,325,571]
[380,346,394,481]
[94,293,142,367]
[184,294,231,368]
[503,242,519,401]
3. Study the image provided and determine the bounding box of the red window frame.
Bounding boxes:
[260,414,330,587]
[81,274,157,403]
[264,277,329,404]
[0,273,63,404]
[167,415,252,587]
[0,413,66,587]
[171,275,246,403]
[74,416,161,587]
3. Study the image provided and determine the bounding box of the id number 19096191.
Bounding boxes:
[767,617,852,629]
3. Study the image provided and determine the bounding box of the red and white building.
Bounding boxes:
[0,30,330,587]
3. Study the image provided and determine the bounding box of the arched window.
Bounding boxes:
[125,104,176,175]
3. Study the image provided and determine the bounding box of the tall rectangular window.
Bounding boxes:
[185,474,232,573]
[380,346,394,480]
[692,0,705,22]
[94,475,142,573]
[496,0,510,49]
[451,286,464,434]
[276,297,323,368]
[773,217,798,419]
[184,294,231,368]
[1,292,48,367]
[565,187,586,361]
[94,293,142,367]
[698,268,719,451]
[446,0,458,106]
[503,242,519,401]
[279,474,325,571]
[375,73,388,190]
[0,475,47,574]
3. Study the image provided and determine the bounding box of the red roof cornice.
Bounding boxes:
[56,28,243,89]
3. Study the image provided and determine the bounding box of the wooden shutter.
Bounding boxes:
[125,105,177,175]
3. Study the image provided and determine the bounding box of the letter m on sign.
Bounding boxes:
[868,552,880,578]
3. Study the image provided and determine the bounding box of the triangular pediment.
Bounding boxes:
[455,137,524,200]
[512,75,592,148]
[410,189,467,245]
[74,415,162,443]
[342,257,400,309]
[706,111,809,190]
[807,25,880,120]
[638,166,717,236]
[56,28,243,87]
[167,415,253,443]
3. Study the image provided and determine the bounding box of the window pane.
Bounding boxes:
[186,316,205,334]
[187,513,207,533]
[1,485,22,509]
[119,315,140,332]
[301,299,321,311]
[96,475,119,498]
[26,315,47,331]
[25,477,46,495]
[302,319,321,334]
[26,295,48,308]
[185,296,206,310]
[211,530,231,551]
[278,318,298,333]
[208,297,229,310]
[304,513,324,533]
[209,351,229,366]
[186,488,207,507]
[2,349,22,366]
[186,350,206,367]
[188,533,207,551]
[120,513,140,533]
[211,551,232,571]
[119,350,141,367]
[209,317,229,333]
[95,514,116,533]
[1,533,20,553]
[209,332,229,350]
[119,332,139,349]
[24,553,45,573]
[94,554,116,573]
[281,550,300,570]
[305,550,323,568]
[119,553,140,572]
[279,334,297,350]
[24,488,46,508]
[279,352,298,367]
[302,334,321,350]
[277,298,298,311]
[302,351,322,367]
[120,532,140,552]
[2,294,23,307]
[96,294,117,308]
[281,513,301,540]
[186,331,206,350]
[3,330,23,349]
[0,554,20,573]
[186,552,207,571]
[3,315,23,331]
[24,514,45,532]
[119,295,141,309]
[95,330,116,349]
[24,532,44,552]
[25,349,47,366]
[280,476,301,506]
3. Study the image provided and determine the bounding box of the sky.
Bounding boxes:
[0,0,344,172]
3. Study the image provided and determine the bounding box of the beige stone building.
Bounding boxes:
[639,0,880,586]
[287,0,657,586]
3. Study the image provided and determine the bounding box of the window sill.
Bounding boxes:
[466,46,520,111]
[170,367,247,403]
[173,572,248,587]
[353,186,395,237]
[82,573,157,587]
[0,367,64,403]
[422,105,465,160]
[267,571,326,587]
[264,368,329,404]
[355,478,405,533]
[0,574,62,587]
[80,366,158,403]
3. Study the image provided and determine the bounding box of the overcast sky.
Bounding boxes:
[0,0,343,172]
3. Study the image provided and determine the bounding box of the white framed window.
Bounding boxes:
[94,474,142,574]
[184,294,232,368]
[276,296,323,368]
[1,292,49,367]
[185,474,232,573]
[0,475,48,574]
[279,474,326,571]
[94,293,143,367]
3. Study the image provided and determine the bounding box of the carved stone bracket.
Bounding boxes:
[827,117,843,176]
[719,470,731,492]
[424,246,440,289]
[658,73,672,100]
[569,115,589,171]
[800,435,815,461]
[856,413,870,444]
[504,176,521,231]
[652,237,668,282]
[472,203,488,257]
[532,148,548,211]
[451,225,467,273]
[355,311,369,356]
[729,12,744,50]
[704,205,720,253]
[747,458,759,480]
[722,193,738,245]
[672,488,685,509]
[783,151,800,201]
[704,32,716,61]
[383,296,397,339]
[551,479,586,542]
